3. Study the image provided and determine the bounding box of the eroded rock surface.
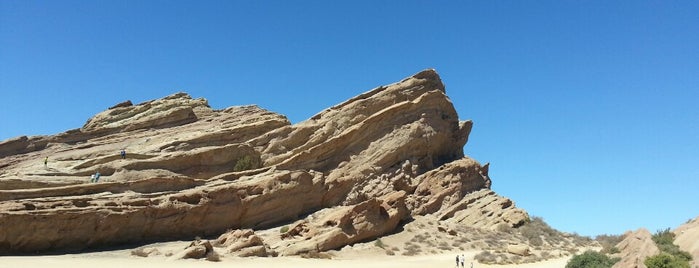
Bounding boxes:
[613,228,660,268]
[674,216,699,268]
[0,70,528,254]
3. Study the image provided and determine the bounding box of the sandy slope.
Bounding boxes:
[0,251,572,268]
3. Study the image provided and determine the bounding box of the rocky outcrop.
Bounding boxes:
[174,239,217,260]
[81,93,209,134]
[0,135,49,158]
[613,228,660,268]
[276,191,409,255]
[674,216,699,268]
[214,229,269,257]
[0,69,528,255]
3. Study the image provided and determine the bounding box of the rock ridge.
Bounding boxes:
[0,69,528,254]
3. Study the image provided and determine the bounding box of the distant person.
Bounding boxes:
[94,172,101,183]
[44,156,48,167]
[460,254,465,268]
[90,174,96,183]
[456,255,459,268]
[120,149,126,159]
[470,261,473,268]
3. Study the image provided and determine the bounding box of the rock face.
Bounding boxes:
[674,216,699,268]
[0,70,528,254]
[613,228,660,268]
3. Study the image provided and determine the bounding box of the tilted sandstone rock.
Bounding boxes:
[613,228,661,268]
[674,216,699,268]
[214,229,269,257]
[0,69,528,254]
[276,191,409,256]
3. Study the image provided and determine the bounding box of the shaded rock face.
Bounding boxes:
[613,228,660,268]
[0,69,528,254]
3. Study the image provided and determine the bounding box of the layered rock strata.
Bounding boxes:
[0,70,528,254]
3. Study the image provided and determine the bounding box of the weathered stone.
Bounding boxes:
[0,70,529,256]
[612,228,660,268]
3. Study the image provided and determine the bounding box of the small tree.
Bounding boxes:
[566,250,619,268]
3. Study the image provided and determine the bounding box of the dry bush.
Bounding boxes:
[496,223,513,234]
[412,234,426,243]
[511,255,522,264]
[596,234,624,254]
[540,251,551,259]
[475,250,497,264]
[374,238,386,249]
[438,241,451,251]
[529,236,544,247]
[131,248,149,257]
[402,243,422,256]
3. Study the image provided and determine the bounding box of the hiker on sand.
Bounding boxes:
[471,261,474,268]
[455,255,460,268]
[120,149,126,159]
[460,254,465,268]
[44,157,48,167]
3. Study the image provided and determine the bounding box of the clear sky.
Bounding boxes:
[1,1,697,236]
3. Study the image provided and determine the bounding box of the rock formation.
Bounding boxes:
[612,228,660,268]
[674,216,699,268]
[0,69,528,254]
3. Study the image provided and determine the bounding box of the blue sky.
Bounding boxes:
[1,1,697,236]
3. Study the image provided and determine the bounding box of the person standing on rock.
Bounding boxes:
[90,174,96,183]
[94,172,101,183]
[120,149,126,159]
[44,156,48,167]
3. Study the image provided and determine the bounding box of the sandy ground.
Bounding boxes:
[0,251,572,268]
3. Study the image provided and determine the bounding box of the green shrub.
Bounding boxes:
[233,155,260,172]
[646,228,692,268]
[280,225,289,233]
[565,250,619,268]
[653,228,675,247]
[645,253,690,268]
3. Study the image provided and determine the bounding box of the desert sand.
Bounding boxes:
[0,251,572,268]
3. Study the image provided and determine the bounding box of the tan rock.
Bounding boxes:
[277,191,409,255]
[175,239,215,260]
[215,229,269,256]
[674,216,699,268]
[0,69,528,256]
[507,244,530,256]
[613,228,660,268]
